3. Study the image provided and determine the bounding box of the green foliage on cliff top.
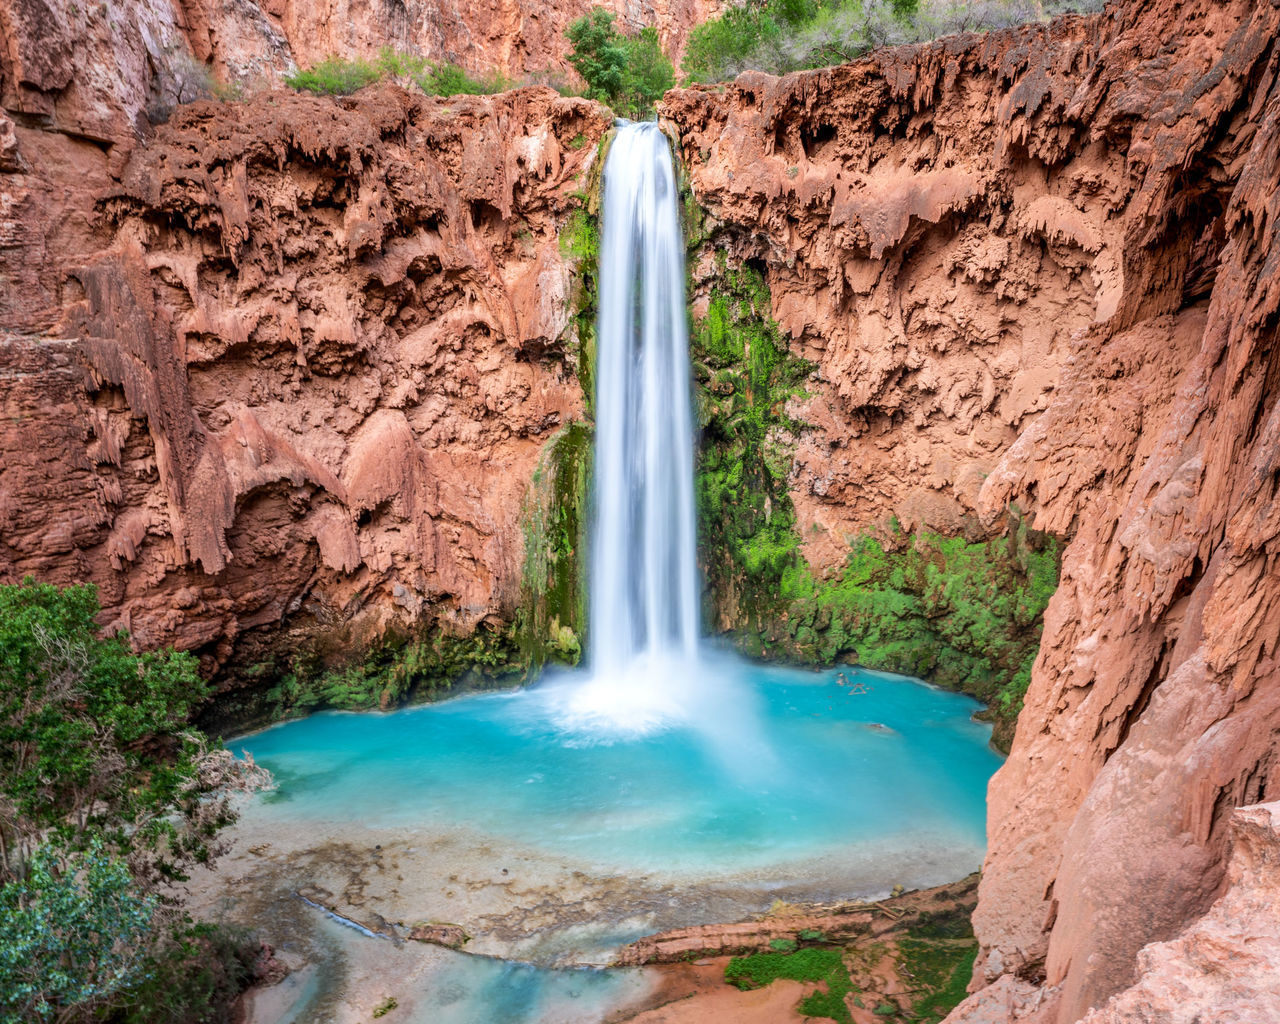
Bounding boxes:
[286,49,511,98]
[566,8,675,119]
[682,0,1106,84]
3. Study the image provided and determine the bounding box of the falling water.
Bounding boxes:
[589,122,699,676]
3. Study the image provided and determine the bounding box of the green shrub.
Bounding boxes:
[682,0,1105,83]
[0,840,152,1023]
[413,60,511,97]
[285,55,381,95]
[566,8,675,118]
[286,49,511,99]
[116,922,259,1024]
[0,579,269,1024]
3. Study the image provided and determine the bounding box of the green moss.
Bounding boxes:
[691,254,811,635]
[769,517,1059,739]
[264,624,523,717]
[559,133,608,408]
[725,949,854,1024]
[519,422,592,668]
[897,938,978,1023]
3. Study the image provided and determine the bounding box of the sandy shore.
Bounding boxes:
[185,796,983,1021]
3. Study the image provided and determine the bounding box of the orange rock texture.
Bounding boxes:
[1,84,608,678]
[0,0,719,143]
[661,0,1280,1020]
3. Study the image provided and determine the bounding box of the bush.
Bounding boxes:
[285,49,512,99]
[566,8,675,118]
[116,922,260,1024]
[0,580,270,1024]
[683,0,1106,83]
[0,841,152,1023]
[285,55,381,95]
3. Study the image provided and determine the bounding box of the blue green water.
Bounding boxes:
[236,651,1000,881]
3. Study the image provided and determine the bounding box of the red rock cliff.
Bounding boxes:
[0,0,719,144]
[662,0,1280,1020]
[1,84,609,681]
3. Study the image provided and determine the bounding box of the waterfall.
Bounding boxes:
[589,122,699,676]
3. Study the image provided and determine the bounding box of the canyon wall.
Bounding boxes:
[0,0,718,145]
[662,0,1280,1020]
[0,84,609,695]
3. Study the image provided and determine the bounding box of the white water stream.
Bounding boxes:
[590,122,699,672]
[555,121,702,733]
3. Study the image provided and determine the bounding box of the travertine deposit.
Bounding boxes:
[1,84,609,682]
[661,1,1280,1019]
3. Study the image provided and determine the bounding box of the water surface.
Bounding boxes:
[237,653,999,885]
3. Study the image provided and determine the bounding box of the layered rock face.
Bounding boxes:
[662,0,1280,1019]
[0,0,718,145]
[0,85,608,680]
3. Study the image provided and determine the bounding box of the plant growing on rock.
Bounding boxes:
[286,49,511,98]
[0,580,269,1023]
[566,8,675,119]
[683,0,1106,83]
[690,250,1059,748]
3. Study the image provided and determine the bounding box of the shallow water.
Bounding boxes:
[235,652,1000,883]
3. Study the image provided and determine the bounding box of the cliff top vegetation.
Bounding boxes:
[682,0,1107,83]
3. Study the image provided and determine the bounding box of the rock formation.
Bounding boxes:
[661,0,1280,1020]
[1,84,609,684]
[0,0,718,143]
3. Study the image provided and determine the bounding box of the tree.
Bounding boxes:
[566,8,675,119]
[620,27,675,118]
[567,8,630,105]
[0,580,269,1023]
[0,841,152,1023]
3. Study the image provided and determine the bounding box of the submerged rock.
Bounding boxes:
[408,923,471,950]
